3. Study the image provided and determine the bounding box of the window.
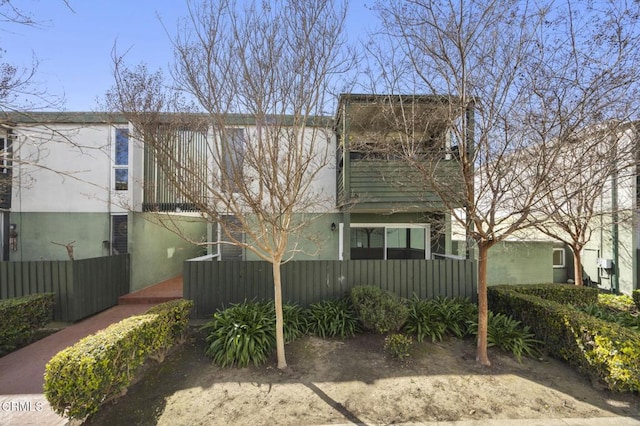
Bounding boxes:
[349,224,430,260]
[111,214,128,255]
[114,128,129,191]
[351,227,385,259]
[221,128,245,193]
[0,134,10,174]
[552,248,565,268]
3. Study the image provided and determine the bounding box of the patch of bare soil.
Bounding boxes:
[84,329,640,425]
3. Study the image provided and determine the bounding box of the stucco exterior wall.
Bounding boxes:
[129,213,207,291]
[12,123,129,213]
[9,212,111,261]
[485,241,554,285]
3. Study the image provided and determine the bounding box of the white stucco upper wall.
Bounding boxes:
[12,123,126,213]
[10,118,338,215]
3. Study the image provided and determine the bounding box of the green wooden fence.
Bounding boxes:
[0,255,130,322]
[184,259,477,318]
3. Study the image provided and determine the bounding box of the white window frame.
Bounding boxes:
[112,127,129,192]
[340,223,431,260]
[552,248,565,268]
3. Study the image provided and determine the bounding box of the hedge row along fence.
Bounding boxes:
[0,293,54,355]
[44,299,193,420]
[488,284,640,392]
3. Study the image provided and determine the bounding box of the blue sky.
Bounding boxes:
[2,1,374,111]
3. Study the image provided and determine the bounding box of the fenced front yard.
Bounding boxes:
[184,259,477,318]
[0,255,130,322]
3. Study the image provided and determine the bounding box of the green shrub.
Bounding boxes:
[404,297,477,342]
[384,333,413,360]
[202,301,276,368]
[467,311,541,362]
[598,293,635,312]
[489,285,640,392]
[0,293,55,355]
[432,297,478,338]
[305,298,359,338]
[403,297,447,342]
[44,299,193,419]
[580,303,640,332]
[633,290,640,310]
[350,286,408,334]
[581,304,618,323]
[504,283,598,306]
[146,298,194,361]
[281,302,308,343]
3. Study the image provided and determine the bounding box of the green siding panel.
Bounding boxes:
[339,159,464,212]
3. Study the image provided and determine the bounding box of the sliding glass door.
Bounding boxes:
[349,224,430,260]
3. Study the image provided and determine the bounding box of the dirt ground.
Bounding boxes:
[84,329,640,425]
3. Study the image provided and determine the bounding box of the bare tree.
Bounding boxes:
[0,0,73,112]
[367,0,640,366]
[106,0,353,369]
[533,123,639,289]
[522,2,640,290]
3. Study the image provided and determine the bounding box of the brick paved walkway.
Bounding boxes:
[0,276,184,425]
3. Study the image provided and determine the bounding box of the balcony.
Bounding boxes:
[335,94,468,213]
[337,155,463,213]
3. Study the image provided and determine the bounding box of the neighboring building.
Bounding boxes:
[458,122,639,296]
[1,95,469,292]
[535,123,640,296]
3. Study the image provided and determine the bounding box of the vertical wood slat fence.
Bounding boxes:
[185,259,477,319]
[0,255,130,322]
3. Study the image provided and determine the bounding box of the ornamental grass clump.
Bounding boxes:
[467,311,542,362]
[404,296,477,342]
[305,298,360,338]
[202,301,276,368]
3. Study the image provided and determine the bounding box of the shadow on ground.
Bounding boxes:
[83,328,640,425]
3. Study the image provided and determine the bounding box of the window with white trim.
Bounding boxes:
[552,248,565,268]
[114,128,129,191]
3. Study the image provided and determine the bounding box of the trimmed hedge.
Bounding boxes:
[633,290,640,310]
[0,293,55,355]
[500,283,598,306]
[44,299,193,420]
[488,285,640,392]
[350,285,408,334]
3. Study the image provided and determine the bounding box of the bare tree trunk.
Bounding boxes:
[476,242,491,366]
[573,248,583,286]
[272,261,287,369]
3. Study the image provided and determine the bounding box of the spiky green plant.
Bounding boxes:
[403,297,447,342]
[305,298,360,338]
[403,296,477,342]
[467,311,542,362]
[202,301,276,367]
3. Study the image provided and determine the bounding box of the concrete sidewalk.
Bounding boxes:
[0,304,155,426]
